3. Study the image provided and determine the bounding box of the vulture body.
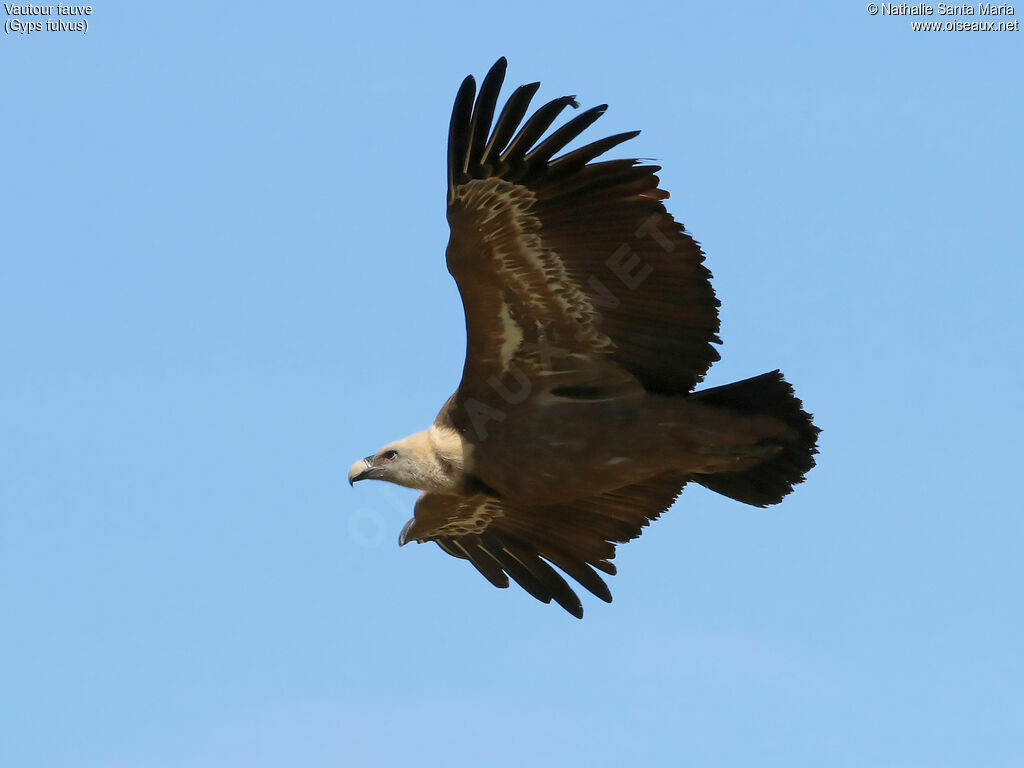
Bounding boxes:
[349,58,820,618]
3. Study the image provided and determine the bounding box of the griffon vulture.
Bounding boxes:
[349,58,819,618]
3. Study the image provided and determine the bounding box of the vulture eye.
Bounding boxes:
[380,450,398,462]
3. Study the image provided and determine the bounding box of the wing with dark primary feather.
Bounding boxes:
[400,476,687,618]
[444,57,721,436]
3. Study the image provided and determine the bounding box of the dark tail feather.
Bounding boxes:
[690,370,820,507]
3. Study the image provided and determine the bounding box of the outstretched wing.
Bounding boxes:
[400,476,687,618]
[445,57,720,432]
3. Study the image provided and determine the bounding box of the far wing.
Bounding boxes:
[399,475,687,618]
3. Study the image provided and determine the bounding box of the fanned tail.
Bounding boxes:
[690,371,820,507]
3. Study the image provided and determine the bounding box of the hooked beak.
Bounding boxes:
[348,456,377,486]
[398,517,418,546]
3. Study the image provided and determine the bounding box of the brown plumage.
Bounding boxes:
[348,58,820,618]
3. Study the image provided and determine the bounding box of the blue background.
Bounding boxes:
[3,2,1021,766]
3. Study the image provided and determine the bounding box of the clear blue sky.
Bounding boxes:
[2,2,1021,766]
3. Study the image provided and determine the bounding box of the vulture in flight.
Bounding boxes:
[349,58,819,618]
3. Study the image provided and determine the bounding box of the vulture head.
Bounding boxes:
[348,430,457,493]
